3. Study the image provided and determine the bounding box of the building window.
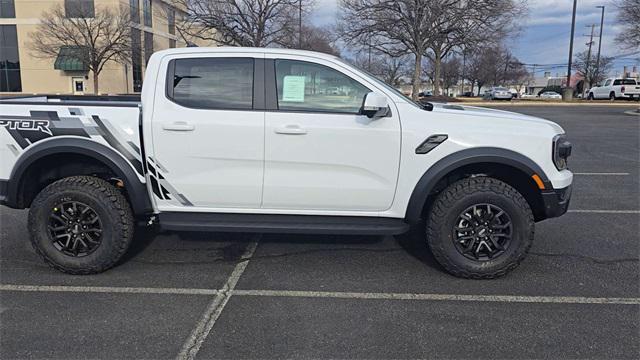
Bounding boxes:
[0,25,22,92]
[144,32,153,65]
[168,6,175,35]
[143,0,152,27]
[65,0,94,18]
[131,28,142,92]
[0,0,15,18]
[129,0,139,23]
[169,39,176,48]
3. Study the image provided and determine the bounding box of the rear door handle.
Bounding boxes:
[163,121,195,131]
[275,124,307,135]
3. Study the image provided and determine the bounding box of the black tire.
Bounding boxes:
[588,93,594,100]
[610,92,616,101]
[426,177,534,279]
[28,176,134,274]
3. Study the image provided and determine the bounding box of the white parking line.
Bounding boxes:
[573,172,630,176]
[2,283,637,306]
[176,238,259,360]
[568,210,640,214]
[0,284,219,295]
[233,289,640,305]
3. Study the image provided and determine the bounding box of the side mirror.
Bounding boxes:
[361,92,390,119]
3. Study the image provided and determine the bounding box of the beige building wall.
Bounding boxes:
[1,0,217,95]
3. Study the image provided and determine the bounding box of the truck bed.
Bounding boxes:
[0,95,144,182]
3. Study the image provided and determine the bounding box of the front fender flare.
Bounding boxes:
[404,147,551,223]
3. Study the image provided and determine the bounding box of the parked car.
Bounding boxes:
[0,47,573,279]
[521,94,538,99]
[483,87,513,100]
[418,90,433,98]
[588,78,640,100]
[540,91,562,100]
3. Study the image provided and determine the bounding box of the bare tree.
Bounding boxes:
[338,0,443,99]
[614,0,640,50]
[573,50,614,90]
[349,52,408,86]
[29,4,131,94]
[168,0,307,47]
[427,0,525,95]
[280,24,340,55]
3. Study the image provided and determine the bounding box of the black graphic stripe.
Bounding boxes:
[91,115,144,176]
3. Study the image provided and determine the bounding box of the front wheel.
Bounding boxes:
[426,177,534,279]
[28,176,134,274]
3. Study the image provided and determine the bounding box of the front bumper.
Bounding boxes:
[541,185,572,219]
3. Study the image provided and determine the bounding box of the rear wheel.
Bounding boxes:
[426,177,534,279]
[610,92,616,101]
[28,176,134,274]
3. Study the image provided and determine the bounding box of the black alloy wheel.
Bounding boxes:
[48,201,103,257]
[452,203,512,261]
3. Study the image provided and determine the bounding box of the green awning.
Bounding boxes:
[54,46,88,71]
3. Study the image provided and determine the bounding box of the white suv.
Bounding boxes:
[0,47,573,278]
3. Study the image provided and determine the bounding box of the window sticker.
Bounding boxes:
[282,75,306,102]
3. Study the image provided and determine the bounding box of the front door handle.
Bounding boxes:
[163,121,195,131]
[275,124,307,135]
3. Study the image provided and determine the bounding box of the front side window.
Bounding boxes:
[604,80,612,86]
[275,59,370,113]
[169,58,254,110]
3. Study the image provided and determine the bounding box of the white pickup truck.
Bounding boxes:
[0,47,573,279]
[587,78,640,100]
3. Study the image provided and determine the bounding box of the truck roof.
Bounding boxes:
[152,46,341,61]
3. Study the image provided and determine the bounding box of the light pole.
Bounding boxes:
[565,0,578,100]
[595,6,605,81]
[298,0,302,49]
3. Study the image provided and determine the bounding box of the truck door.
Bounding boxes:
[149,53,265,210]
[261,56,401,212]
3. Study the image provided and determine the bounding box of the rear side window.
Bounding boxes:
[274,59,370,114]
[613,80,621,85]
[622,79,637,85]
[168,57,254,110]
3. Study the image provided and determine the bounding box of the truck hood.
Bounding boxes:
[429,102,565,134]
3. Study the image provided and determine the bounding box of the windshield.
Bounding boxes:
[335,58,424,109]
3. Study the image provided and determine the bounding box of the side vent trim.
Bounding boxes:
[416,134,448,154]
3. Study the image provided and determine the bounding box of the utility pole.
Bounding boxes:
[583,24,596,98]
[298,0,302,49]
[595,6,605,82]
[565,0,578,100]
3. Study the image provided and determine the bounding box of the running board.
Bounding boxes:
[158,212,410,235]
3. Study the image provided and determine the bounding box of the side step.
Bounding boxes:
[158,212,410,235]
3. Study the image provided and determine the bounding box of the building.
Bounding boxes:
[0,0,213,95]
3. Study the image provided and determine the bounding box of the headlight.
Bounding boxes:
[552,134,572,170]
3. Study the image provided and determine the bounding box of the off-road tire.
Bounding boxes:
[28,176,134,274]
[426,176,534,279]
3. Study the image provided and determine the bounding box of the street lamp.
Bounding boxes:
[595,6,605,80]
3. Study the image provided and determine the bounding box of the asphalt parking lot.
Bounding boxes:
[1,105,639,359]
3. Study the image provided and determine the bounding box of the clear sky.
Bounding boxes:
[311,0,639,78]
